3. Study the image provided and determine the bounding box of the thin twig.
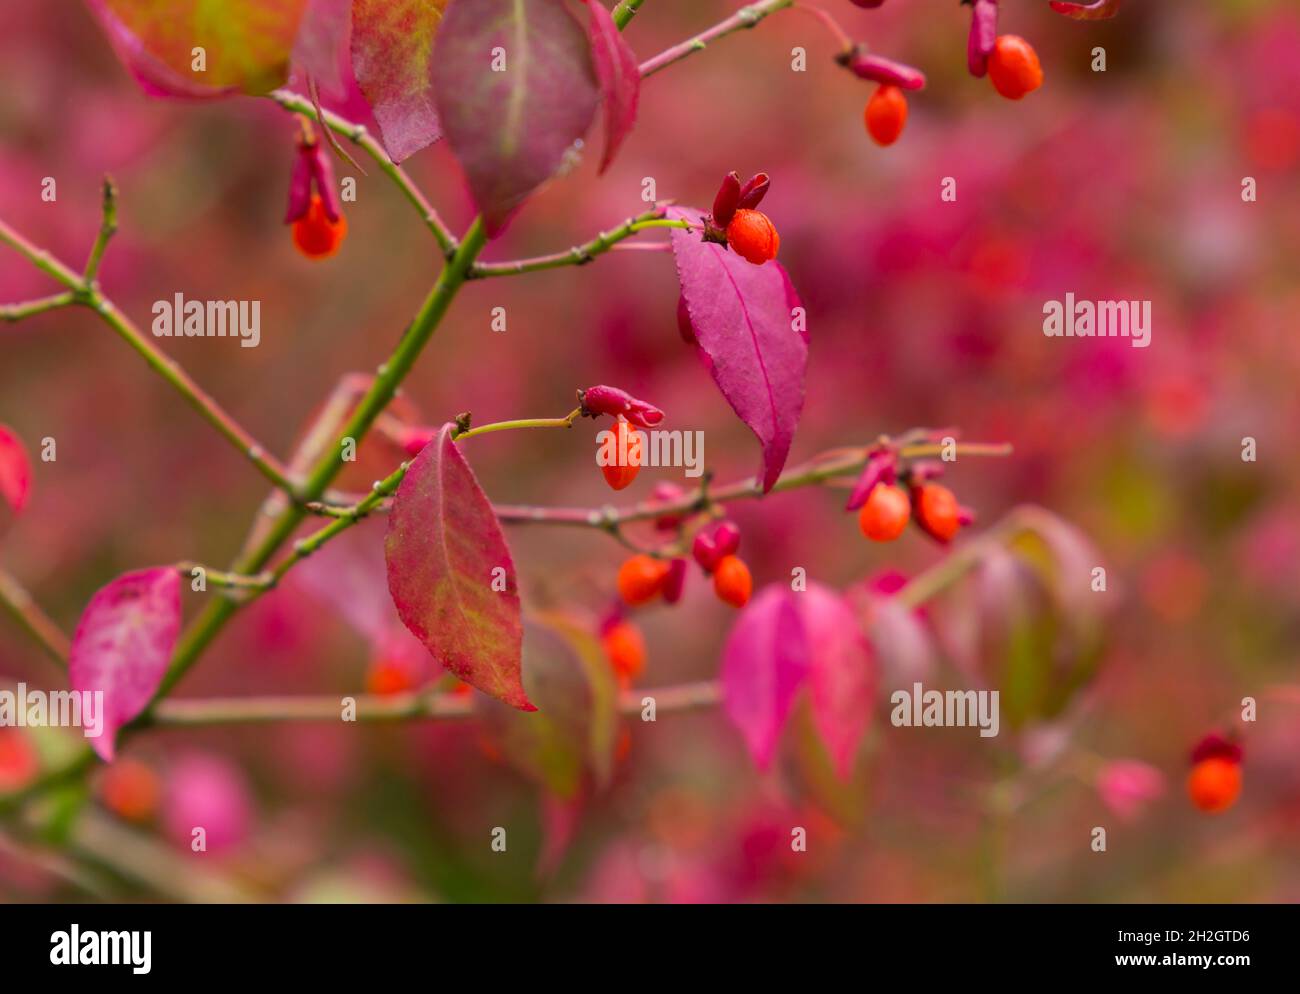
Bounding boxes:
[0,292,75,322]
[148,680,722,727]
[469,207,679,279]
[0,566,70,670]
[639,0,796,78]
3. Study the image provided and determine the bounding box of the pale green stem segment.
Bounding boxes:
[639,0,795,78]
[469,209,685,279]
[0,567,70,671]
[612,0,648,30]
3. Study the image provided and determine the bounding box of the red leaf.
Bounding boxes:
[669,207,808,492]
[86,0,308,98]
[431,0,600,235]
[585,0,640,173]
[0,425,32,516]
[69,568,182,762]
[350,0,448,162]
[1049,0,1122,19]
[721,585,810,769]
[799,583,875,780]
[384,424,530,709]
[293,0,351,97]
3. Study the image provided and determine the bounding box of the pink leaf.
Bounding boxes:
[1096,759,1165,821]
[69,567,182,762]
[1049,0,1122,19]
[86,0,308,98]
[585,0,640,173]
[722,585,809,769]
[291,520,400,642]
[0,425,32,516]
[293,0,351,97]
[350,0,448,162]
[163,753,251,853]
[432,0,600,236]
[799,583,875,780]
[670,207,808,491]
[384,424,531,710]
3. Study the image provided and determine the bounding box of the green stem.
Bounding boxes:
[146,680,721,727]
[469,208,677,279]
[453,408,582,440]
[612,0,648,30]
[0,567,69,670]
[0,292,75,322]
[82,177,117,283]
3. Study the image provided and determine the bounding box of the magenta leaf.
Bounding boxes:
[351,0,448,162]
[799,583,875,780]
[86,0,309,98]
[722,585,810,769]
[384,423,531,710]
[431,0,600,236]
[478,612,617,798]
[69,567,182,762]
[0,425,32,516]
[586,0,640,173]
[293,0,351,96]
[670,207,808,491]
[1049,0,1122,19]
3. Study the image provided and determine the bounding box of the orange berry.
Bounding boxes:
[865,85,908,146]
[988,35,1043,100]
[914,483,961,542]
[1187,757,1242,814]
[449,680,474,697]
[726,208,780,265]
[602,619,646,683]
[617,554,671,606]
[365,658,418,696]
[292,193,347,259]
[858,483,911,541]
[0,729,38,792]
[713,555,753,608]
[601,418,642,491]
[98,758,161,822]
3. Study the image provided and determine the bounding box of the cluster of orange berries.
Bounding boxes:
[1186,733,1243,814]
[843,0,1044,148]
[848,446,974,544]
[602,519,753,687]
[616,519,753,612]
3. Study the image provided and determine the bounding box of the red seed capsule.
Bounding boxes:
[858,483,911,541]
[865,85,908,146]
[1187,757,1242,814]
[913,483,962,542]
[713,555,753,608]
[601,418,642,491]
[988,35,1043,100]
[617,555,671,606]
[726,209,780,264]
[292,193,347,259]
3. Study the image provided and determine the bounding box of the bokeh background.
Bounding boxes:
[2,0,1298,902]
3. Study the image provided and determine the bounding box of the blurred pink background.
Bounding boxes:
[2,0,1299,901]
